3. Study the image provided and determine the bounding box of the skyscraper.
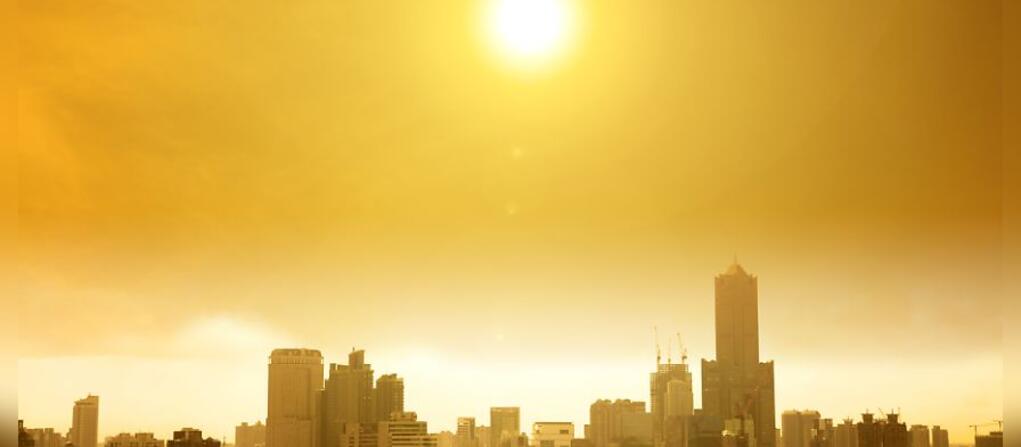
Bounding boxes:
[324,349,377,447]
[267,348,325,447]
[832,420,857,447]
[701,262,776,447]
[651,361,693,447]
[929,427,947,447]
[69,395,99,447]
[376,374,405,422]
[491,407,521,447]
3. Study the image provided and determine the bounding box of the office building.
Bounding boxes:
[25,427,66,447]
[457,417,479,447]
[267,348,324,447]
[651,361,693,447]
[70,395,99,447]
[929,427,947,447]
[376,374,405,422]
[908,426,928,447]
[491,408,521,447]
[325,350,377,447]
[702,263,776,447]
[832,420,857,447]
[781,411,820,447]
[588,400,647,447]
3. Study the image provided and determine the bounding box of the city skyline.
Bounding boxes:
[18,263,1001,446]
[15,1,1007,447]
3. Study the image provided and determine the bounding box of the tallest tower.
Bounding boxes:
[701,262,775,447]
[714,262,760,368]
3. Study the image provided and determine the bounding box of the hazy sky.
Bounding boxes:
[16,0,1002,444]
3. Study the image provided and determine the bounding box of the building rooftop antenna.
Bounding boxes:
[654,326,661,365]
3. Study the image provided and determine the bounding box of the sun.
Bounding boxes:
[485,0,575,68]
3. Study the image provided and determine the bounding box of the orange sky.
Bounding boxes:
[15,1,1003,445]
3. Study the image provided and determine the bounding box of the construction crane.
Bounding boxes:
[969,422,1000,437]
[674,332,688,364]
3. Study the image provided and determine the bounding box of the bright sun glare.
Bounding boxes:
[486,0,574,67]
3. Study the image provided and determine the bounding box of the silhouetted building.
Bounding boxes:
[237,422,267,447]
[929,427,947,447]
[25,427,66,447]
[476,426,492,447]
[325,350,377,447]
[376,374,405,422]
[701,263,775,447]
[651,361,693,447]
[70,395,99,447]
[267,348,324,447]
[168,428,221,447]
[688,411,723,447]
[588,400,647,447]
[457,418,479,447]
[106,433,165,447]
[832,421,857,447]
[855,414,880,447]
[20,420,35,447]
[879,415,906,447]
[975,432,1002,447]
[381,412,438,447]
[531,423,574,447]
[491,408,521,447]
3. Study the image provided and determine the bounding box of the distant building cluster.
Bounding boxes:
[17,263,1003,447]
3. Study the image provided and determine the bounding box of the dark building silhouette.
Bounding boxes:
[20,420,36,447]
[879,415,906,447]
[376,374,405,422]
[324,350,377,447]
[650,362,693,447]
[701,262,776,447]
[167,428,221,447]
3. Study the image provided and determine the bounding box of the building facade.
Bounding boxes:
[267,348,325,447]
[25,427,66,447]
[168,428,221,447]
[376,374,406,422]
[588,399,647,447]
[491,408,522,447]
[70,395,100,447]
[325,350,377,447]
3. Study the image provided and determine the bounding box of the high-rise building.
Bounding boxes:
[701,263,776,447]
[457,417,479,447]
[325,350,377,447]
[69,395,99,447]
[267,348,325,447]
[376,374,405,422]
[491,408,521,447]
[237,422,267,447]
[832,420,857,447]
[25,427,67,447]
[781,411,820,447]
[929,427,947,447]
[879,415,907,447]
[530,423,574,447]
[651,361,693,447]
[168,428,221,447]
[588,399,647,447]
[106,433,166,447]
[907,426,928,447]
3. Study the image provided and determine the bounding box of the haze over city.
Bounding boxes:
[14,1,1007,447]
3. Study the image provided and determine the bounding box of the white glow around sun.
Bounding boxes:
[486,0,575,68]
